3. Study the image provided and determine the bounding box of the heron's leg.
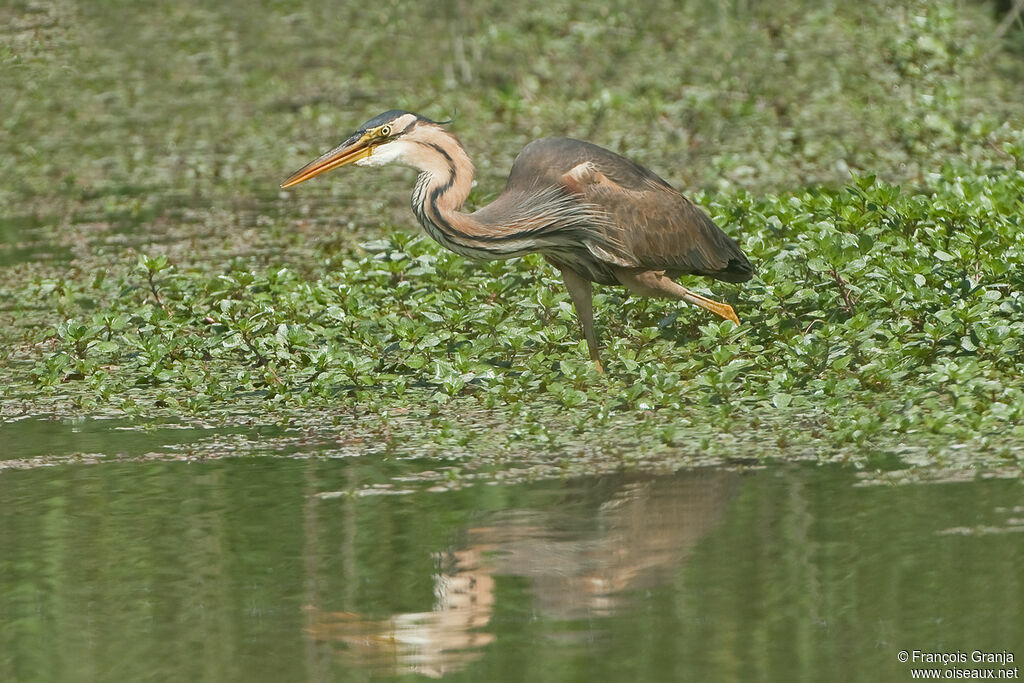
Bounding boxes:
[614,269,740,324]
[557,266,604,373]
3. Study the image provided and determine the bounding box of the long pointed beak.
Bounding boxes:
[281,135,373,188]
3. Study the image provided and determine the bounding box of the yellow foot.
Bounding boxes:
[681,290,740,325]
[719,304,740,325]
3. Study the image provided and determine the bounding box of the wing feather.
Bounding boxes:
[505,138,753,282]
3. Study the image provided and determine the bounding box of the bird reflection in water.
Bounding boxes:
[305,469,739,678]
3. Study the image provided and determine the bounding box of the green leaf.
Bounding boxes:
[981,289,1001,301]
[832,355,853,370]
[90,341,119,354]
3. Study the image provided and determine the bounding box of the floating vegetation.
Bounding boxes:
[1,166,1022,480]
[1,0,1023,482]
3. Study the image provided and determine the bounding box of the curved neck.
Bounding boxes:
[403,127,500,258]
[407,128,474,210]
[402,126,616,265]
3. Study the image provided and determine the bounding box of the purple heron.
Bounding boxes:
[282,110,753,371]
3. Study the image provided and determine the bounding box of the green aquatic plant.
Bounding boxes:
[2,0,1024,476]
[5,164,1022,473]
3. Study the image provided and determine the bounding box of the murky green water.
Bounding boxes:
[1,422,1020,682]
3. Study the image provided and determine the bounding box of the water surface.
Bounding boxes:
[1,435,1020,682]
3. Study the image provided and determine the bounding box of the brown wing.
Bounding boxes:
[506,138,753,282]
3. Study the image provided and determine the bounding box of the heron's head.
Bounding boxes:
[281,110,447,188]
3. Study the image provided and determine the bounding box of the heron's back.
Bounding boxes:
[505,138,753,283]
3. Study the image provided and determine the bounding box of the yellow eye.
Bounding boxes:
[379,125,392,138]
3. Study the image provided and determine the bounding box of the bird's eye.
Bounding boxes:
[379,125,392,138]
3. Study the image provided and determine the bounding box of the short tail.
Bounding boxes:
[714,253,754,283]
[694,206,754,283]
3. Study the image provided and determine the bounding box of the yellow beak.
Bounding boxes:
[280,134,373,188]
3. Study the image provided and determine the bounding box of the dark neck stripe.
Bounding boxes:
[421,141,453,164]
